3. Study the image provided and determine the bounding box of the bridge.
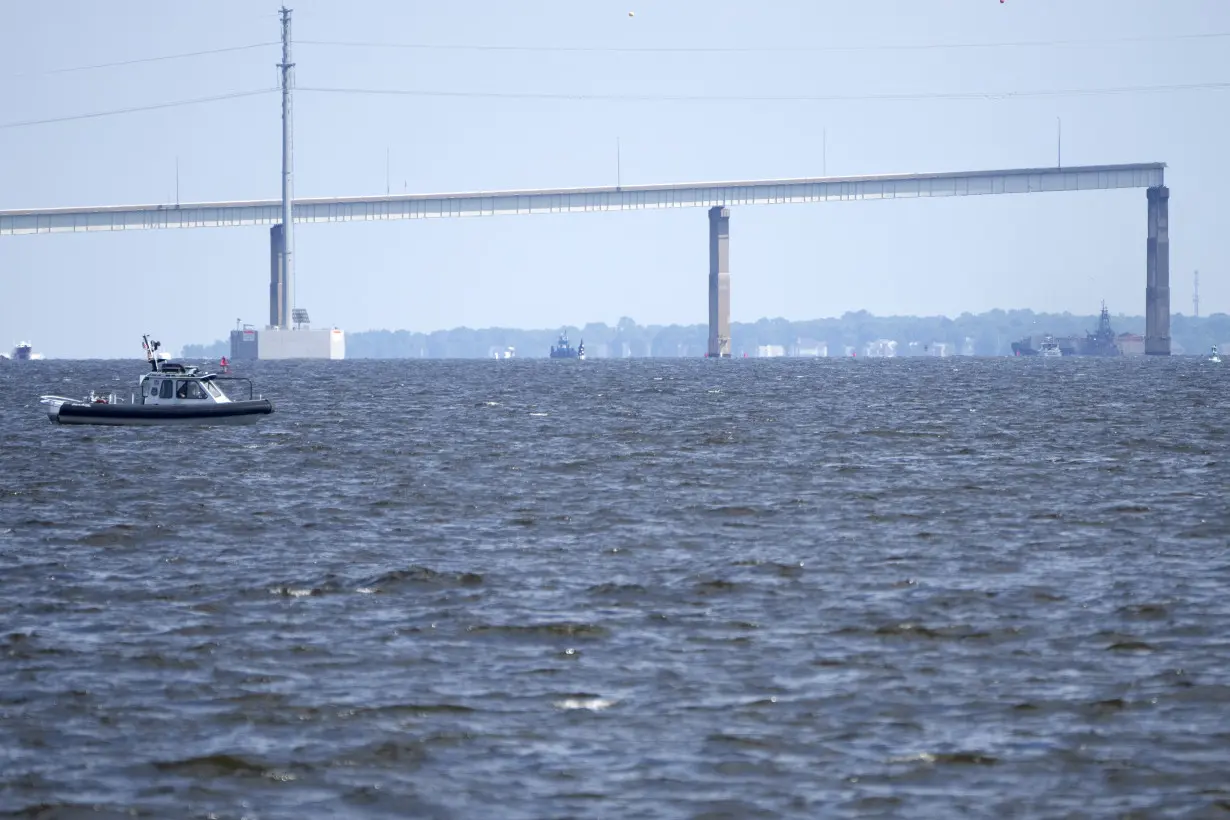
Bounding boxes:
[0,162,1172,355]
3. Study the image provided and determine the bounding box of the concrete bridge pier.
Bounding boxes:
[1145,185,1170,355]
[707,206,731,357]
[269,223,286,329]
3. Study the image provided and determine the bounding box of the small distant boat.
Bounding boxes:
[1210,345,1222,364]
[549,330,582,359]
[1040,335,1063,358]
[39,335,274,427]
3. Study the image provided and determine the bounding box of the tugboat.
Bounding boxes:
[549,330,583,359]
[1210,345,1222,364]
[39,336,274,426]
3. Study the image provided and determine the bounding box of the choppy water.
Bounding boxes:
[1,357,1228,819]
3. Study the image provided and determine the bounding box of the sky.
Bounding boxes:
[1,0,1228,358]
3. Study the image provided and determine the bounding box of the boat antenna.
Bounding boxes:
[143,335,163,372]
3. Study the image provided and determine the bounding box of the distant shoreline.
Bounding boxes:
[179,309,1229,360]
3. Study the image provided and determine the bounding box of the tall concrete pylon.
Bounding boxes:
[269,224,285,329]
[707,206,731,358]
[1145,185,1170,355]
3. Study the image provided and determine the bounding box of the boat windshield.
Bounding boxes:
[175,380,207,400]
[203,380,223,398]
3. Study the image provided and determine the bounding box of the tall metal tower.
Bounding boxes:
[1193,270,1200,318]
[278,6,295,331]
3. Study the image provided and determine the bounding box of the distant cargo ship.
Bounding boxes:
[1012,303,1123,357]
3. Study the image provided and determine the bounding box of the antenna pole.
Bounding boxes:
[278,6,296,330]
[823,127,827,176]
[1194,269,1200,318]
[1056,116,1062,168]
[175,156,180,206]
[386,147,390,195]
[616,137,622,189]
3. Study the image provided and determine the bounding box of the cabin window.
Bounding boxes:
[143,380,156,397]
[159,380,174,399]
[176,380,205,400]
[203,381,222,398]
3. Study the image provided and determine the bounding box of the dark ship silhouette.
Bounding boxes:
[549,330,584,359]
[1011,303,1122,357]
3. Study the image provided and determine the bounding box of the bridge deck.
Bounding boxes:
[0,163,1165,236]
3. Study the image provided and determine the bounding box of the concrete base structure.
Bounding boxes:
[1145,186,1170,355]
[229,328,259,361]
[707,206,731,358]
[229,328,344,360]
[258,328,345,360]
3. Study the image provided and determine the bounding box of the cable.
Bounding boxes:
[2,78,1219,132]
[298,30,1230,55]
[0,89,277,130]
[13,43,277,78]
[297,80,1230,104]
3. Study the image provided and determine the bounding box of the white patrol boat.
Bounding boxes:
[39,336,274,427]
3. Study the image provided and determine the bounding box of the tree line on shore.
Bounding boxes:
[182,309,1230,359]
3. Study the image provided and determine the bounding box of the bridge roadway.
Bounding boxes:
[0,162,1171,355]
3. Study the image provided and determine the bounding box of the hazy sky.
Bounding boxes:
[1,0,1227,358]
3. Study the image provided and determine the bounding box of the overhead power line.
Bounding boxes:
[11,29,1225,79]
[298,30,1230,55]
[3,78,1224,132]
[13,43,277,78]
[297,80,1230,104]
[0,89,277,130]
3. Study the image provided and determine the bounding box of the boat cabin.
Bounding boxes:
[139,363,234,406]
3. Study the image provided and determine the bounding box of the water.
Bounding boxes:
[2,357,1228,819]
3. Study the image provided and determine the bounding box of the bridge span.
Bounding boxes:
[0,162,1171,355]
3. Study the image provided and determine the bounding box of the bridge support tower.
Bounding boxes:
[707,206,731,358]
[269,224,286,329]
[1145,185,1170,355]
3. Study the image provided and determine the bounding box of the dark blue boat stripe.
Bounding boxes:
[58,400,273,421]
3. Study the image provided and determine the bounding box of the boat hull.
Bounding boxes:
[49,400,274,427]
